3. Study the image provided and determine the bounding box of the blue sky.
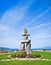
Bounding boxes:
[0,0,51,49]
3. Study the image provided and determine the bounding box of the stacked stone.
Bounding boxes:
[20,28,31,56]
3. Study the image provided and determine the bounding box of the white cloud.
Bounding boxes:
[0,5,29,48]
[23,8,50,27]
[0,0,34,27]
[0,24,9,31]
[0,1,51,48]
[0,7,26,26]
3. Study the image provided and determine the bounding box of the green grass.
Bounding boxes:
[0,54,9,60]
[32,51,51,59]
[0,52,17,60]
[0,51,51,60]
[0,51,51,65]
[0,60,51,65]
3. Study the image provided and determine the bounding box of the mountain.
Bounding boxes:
[32,46,51,50]
[0,46,51,52]
[43,46,51,50]
[0,47,19,52]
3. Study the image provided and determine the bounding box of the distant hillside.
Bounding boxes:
[32,46,51,50]
[43,46,51,50]
[0,47,19,51]
[0,46,51,51]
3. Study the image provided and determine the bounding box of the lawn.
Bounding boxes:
[0,51,51,65]
[0,52,17,60]
[0,51,51,60]
[32,51,51,59]
[0,60,51,65]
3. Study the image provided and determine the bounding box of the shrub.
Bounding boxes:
[30,53,41,58]
[11,51,27,58]
[11,54,16,58]
[16,51,26,58]
[43,49,46,51]
[11,51,41,58]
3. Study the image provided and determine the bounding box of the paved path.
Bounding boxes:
[0,58,51,62]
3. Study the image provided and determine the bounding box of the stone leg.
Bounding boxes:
[20,43,25,51]
[26,43,31,55]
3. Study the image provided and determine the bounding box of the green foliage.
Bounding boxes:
[11,54,16,58]
[17,51,26,58]
[11,51,41,58]
[43,49,46,51]
[11,51,27,58]
[30,53,41,58]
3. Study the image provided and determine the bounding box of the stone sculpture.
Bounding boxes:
[20,28,31,56]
